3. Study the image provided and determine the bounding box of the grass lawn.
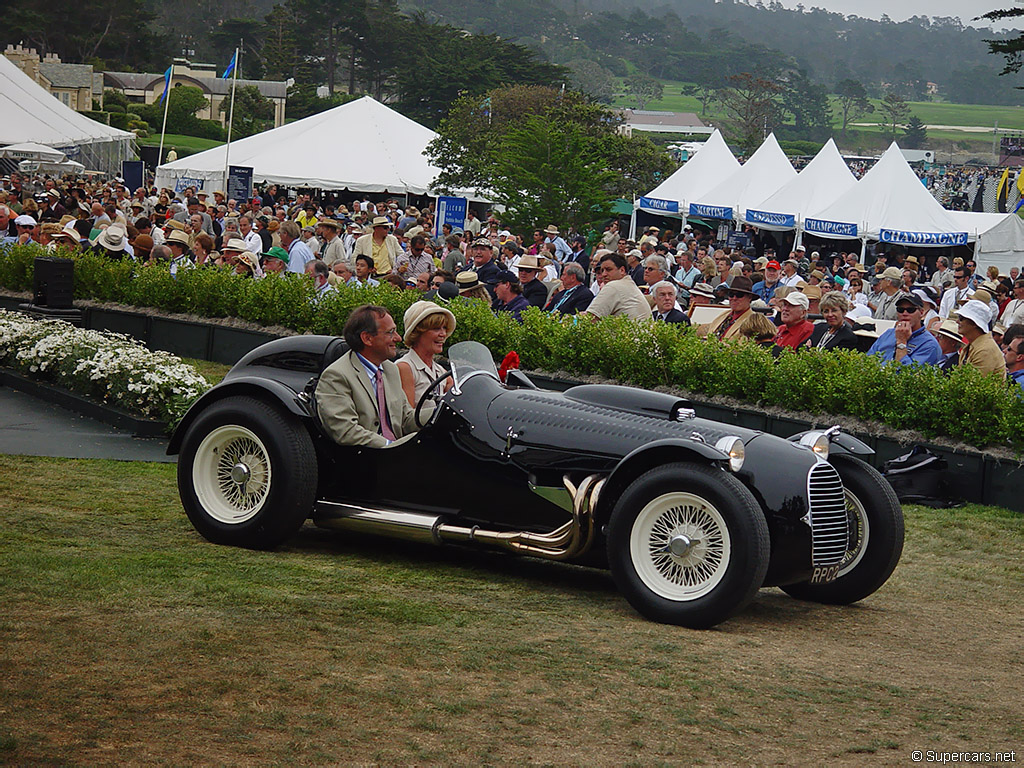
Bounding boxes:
[180,357,232,386]
[0,454,1021,764]
[136,133,224,152]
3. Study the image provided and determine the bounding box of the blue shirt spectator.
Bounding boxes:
[869,325,942,366]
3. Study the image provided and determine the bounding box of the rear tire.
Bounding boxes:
[178,396,317,549]
[782,456,904,605]
[606,462,770,629]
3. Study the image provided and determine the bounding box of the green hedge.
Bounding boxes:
[2,244,1023,451]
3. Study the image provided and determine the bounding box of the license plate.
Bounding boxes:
[809,564,841,583]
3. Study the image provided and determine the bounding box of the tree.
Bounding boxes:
[219,85,275,138]
[878,90,909,141]
[624,72,663,110]
[491,114,618,232]
[391,17,565,128]
[567,59,616,104]
[979,7,1024,77]
[133,86,212,137]
[779,69,832,138]
[902,116,927,149]
[834,78,873,136]
[719,73,783,153]
[428,84,673,222]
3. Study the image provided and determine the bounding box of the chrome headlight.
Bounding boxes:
[714,436,745,472]
[798,431,830,460]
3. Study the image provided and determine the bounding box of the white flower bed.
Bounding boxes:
[0,309,210,426]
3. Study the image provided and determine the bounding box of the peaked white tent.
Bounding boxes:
[949,212,1024,273]
[690,133,796,223]
[743,138,857,244]
[0,54,134,174]
[639,129,740,215]
[155,96,470,197]
[804,142,968,249]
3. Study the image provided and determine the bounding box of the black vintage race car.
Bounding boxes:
[169,336,904,629]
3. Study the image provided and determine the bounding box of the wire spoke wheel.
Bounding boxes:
[194,425,272,524]
[632,492,731,601]
[838,488,869,577]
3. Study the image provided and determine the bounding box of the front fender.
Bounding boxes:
[593,439,730,528]
[167,376,310,455]
[788,428,873,458]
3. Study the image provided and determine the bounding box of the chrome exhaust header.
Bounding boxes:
[314,474,604,561]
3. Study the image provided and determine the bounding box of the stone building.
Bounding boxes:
[3,44,103,111]
[104,59,288,128]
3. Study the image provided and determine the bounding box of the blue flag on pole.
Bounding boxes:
[223,51,237,79]
[159,65,172,103]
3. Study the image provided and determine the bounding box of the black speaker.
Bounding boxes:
[33,256,75,309]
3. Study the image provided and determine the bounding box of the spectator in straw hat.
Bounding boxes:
[397,300,456,406]
[318,218,347,266]
[353,216,402,277]
[514,253,551,308]
[543,224,571,263]
[50,221,81,253]
[957,300,1006,379]
[933,318,964,373]
[164,230,194,276]
[92,224,130,260]
[697,276,776,342]
[456,271,491,303]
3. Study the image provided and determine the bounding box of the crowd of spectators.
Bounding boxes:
[1,169,1022,395]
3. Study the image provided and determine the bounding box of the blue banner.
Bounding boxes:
[638,196,679,214]
[804,218,858,238]
[745,209,795,228]
[436,196,468,237]
[688,203,734,220]
[173,177,205,194]
[879,229,969,246]
[121,160,144,193]
[227,165,253,205]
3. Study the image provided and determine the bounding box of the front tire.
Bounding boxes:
[178,396,317,549]
[606,462,770,629]
[782,456,904,605]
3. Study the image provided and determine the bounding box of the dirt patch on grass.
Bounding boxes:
[0,456,1021,765]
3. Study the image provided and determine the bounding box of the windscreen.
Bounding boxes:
[447,341,499,390]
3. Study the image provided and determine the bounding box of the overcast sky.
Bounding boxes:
[773,1,1020,29]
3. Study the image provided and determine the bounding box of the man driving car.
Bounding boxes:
[315,305,427,447]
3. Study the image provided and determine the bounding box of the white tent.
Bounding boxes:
[955,212,1024,273]
[803,142,968,248]
[0,54,134,174]
[691,133,796,222]
[743,138,857,240]
[155,96,472,197]
[0,142,68,163]
[639,129,740,216]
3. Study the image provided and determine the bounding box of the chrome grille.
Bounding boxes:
[806,463,849,566]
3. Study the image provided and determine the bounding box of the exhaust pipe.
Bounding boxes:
[314,475,604,561]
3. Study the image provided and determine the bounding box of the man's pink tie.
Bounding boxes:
[376,370,396,441]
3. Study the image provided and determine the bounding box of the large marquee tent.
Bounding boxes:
[692,133,797,223]
[0,54,135,174]
[632,129,739,227]
[803,143,969,251]
[743,138,857,246]
[155,96,473,198]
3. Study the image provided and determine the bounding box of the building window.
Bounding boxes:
[58,91,71,106]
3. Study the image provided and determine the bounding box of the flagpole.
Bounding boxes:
[157,66,172,166]
[222,44,240,192]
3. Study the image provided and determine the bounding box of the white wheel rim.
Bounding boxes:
[630,492,732,601]
[838,489,869,576]
[192,425,272,524]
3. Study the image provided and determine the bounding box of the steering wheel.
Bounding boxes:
[414,368,452,429]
